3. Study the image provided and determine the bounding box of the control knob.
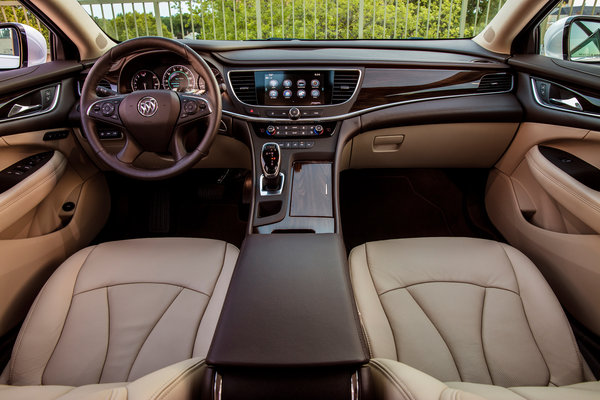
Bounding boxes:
[289,107,301,120]
[313,125,324,135]
[266,125,276,135]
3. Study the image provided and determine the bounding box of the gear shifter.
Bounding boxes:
[261,142,282,192]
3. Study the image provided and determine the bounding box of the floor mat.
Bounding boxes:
[339,169,503,251]
[93,169,249,249]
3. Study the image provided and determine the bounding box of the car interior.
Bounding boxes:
[0,0,599,398]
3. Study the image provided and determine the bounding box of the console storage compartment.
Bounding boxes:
[207,233,368,399]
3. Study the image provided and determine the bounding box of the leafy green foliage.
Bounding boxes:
[3,0,505,42]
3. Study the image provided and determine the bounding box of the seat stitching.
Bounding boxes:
[41,246,99,385]
[499,244,551,385]
[349,255,373,358]
[74,282,211,298]
[365,244,397,360]
[191,242,227,356]
[98,287,110,383]
[404,287,464,382]
[370,359,417,400]
[149,359,206,400]
[379,281,519,296]
[125,286,184,382]
[507,387,546,400]
[503,243,585,383]
[480,288,494,385]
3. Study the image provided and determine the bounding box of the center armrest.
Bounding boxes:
[207,233,368,367]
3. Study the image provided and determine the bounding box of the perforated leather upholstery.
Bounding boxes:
[350,237,599,399]
[0,238,238,399]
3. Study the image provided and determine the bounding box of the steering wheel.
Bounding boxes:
[80,37,222,180]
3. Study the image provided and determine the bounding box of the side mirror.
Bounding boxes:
[0,22,47,70]
[543,15,600,63]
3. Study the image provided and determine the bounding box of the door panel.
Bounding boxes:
[0,65,109,337]
[488,87,600,335]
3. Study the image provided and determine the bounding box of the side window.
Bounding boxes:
[0,1,51,70]
[538,2,600,63]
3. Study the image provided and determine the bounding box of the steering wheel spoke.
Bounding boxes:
[116,131,143,164]
[177,94,213,126]
[86,95,127,127]
[169,129,189,162]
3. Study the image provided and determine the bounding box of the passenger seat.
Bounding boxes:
[349,237,600,399]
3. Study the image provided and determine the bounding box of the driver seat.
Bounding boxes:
[0,237,239,399]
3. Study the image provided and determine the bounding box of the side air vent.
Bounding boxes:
[98,79,111,90]
[229,71,257,104]
[332,70,360,104]
[477,73,513,93]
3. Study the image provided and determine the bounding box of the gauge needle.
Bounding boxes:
[144,83,147,90]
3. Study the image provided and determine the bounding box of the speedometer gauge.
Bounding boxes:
[163,65,195,92]
[131,70,160,91]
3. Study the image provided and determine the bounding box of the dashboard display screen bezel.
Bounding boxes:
[254,70,334,106]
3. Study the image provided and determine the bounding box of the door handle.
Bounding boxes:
[7,103,43,118]
[549,97,583,111]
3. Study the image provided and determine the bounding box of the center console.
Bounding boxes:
[204,67,367,400]
[225,68,363,234]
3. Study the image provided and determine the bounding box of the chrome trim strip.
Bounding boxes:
[222,89,514,123]
[213,372,222,400]
[351,371,359,400]
[227,68,363,109]
[260,173,285,196]
[531,77,600,119]
[0,84,61,123]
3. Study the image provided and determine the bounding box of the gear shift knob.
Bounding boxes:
[261,143,281,178]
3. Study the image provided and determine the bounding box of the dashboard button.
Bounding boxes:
[245,107,259,116]
[289,107,301,120]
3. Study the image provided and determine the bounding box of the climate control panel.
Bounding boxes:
[253,122,335,138]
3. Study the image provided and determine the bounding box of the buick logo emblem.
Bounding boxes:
[137,96,158,117]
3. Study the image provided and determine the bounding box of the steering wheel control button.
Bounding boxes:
[101,102,115,116]
[137,96,159,117]
[184,101,198,115]
[289,107,301,120]
[88,98,124,124]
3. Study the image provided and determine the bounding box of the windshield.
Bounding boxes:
[76,0,504,41]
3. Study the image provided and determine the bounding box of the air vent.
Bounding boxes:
[230,71,257,104]
[332,70,360,104]
[477,73,513,93]
[98,79,111,89]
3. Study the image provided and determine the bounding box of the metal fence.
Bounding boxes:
[1,0,599,42]
[75,0,508,40]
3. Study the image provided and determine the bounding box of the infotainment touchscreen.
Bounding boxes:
[255,71,333,106]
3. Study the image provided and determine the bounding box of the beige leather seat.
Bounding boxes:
[350,237,600,400]
[0,237,238,399]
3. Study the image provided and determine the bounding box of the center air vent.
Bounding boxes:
[229,71,257,104]
[332,70,360,104]
[477,73,513,93]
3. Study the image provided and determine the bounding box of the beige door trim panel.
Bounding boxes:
[526,146,600,233]
[486,169,600,335]
[0,151,67,233]
[0,173,109,337]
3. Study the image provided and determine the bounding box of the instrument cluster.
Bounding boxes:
[118,52,224,95]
